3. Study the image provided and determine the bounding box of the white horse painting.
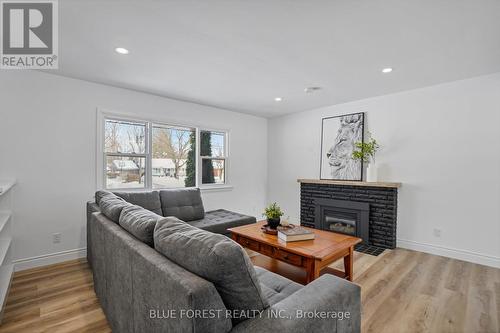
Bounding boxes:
[321,113,364,180]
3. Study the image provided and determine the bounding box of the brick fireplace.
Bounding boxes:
[299,179,401,249]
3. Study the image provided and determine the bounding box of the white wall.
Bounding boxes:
[1,70,499,270]
[268,73,500,268]
[0,71,268,270]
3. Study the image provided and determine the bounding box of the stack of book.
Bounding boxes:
[277,226,315,242]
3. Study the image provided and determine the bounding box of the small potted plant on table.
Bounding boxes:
[263,202,284,229]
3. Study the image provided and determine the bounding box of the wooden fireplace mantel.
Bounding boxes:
[297,179,402,189]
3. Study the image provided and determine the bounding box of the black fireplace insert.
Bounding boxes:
[314,198,369,244]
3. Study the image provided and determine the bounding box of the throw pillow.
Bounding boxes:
[119,204,162,246]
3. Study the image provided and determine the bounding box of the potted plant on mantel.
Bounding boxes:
[352,133,380,182]
[263,202,284,229]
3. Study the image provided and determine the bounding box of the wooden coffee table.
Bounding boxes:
[229,221,362,284]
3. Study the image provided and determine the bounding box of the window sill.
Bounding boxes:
[200,185,234,192]
[102,185,233,192]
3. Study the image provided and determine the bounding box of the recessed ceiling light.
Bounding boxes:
[304,86,322,94]
[274,97,283,102]
[115,47,129,55]
[382,67,393,73]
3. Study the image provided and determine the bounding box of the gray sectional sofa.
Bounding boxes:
[86,188,361,332]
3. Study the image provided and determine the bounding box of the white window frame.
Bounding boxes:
[96,109,231,192]
[199,129,228,188]
[101,116,151,190]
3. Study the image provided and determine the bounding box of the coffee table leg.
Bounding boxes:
[305,259,322,284]
[305,260,313,284]
[304,258,321,284]
[343,246,354,281]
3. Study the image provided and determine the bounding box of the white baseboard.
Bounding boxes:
[13,247,87,272]
[397,239,500,268]
[11,241,500,272]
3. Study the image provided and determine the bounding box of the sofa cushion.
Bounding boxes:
[95,190,114,205]
[159,188,205,221]
[154,217,269,323]
[189,209,256,235]
[114,191,163,215]
[98,193,131,223]
[119,205,162,246]
[254,266,302,306]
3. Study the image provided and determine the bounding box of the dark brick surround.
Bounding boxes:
[300,182,398,249]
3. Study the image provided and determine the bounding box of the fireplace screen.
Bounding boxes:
[315,198,370,244]
[324,210,357,236]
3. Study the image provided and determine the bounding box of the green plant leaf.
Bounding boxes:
[263,202,284,219]
[351,137,380,163]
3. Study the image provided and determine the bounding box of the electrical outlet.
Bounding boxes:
[53,233,62,244]
[433,228,442,238]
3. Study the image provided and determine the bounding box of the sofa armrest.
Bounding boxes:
[231,274,361,333]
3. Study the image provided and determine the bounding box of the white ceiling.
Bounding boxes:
[52,0,500,117]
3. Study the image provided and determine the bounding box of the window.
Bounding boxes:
[104,119,147,189]
[101,114,228,190]
[200,130,226,185]
[152,124,195,188]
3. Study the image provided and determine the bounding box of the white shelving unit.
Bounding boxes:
[0,180,15,324]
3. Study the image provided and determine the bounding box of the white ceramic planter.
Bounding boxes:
[366,163,378,182]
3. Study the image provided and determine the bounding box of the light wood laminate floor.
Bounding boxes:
[0,248,498,333]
